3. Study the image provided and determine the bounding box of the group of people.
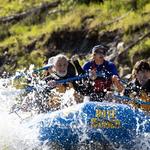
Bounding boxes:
[41,44,150,112]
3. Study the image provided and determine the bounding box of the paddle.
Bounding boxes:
[14,64,53,79]
[24,73,89,92]
[14,67,150,107]
[113,94,150,105]
[24,71,105,92]
[14,72,26,79]
[33,64,53,73]
[55,72,105,84]
[55,74,89,84]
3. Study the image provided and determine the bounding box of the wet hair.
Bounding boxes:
[92,45,108,55]
[52,54,68,66]
[132,60,150,78]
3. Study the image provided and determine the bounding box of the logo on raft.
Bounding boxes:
[90,109,121,128]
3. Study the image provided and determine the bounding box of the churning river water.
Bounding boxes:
[0,77,150,150]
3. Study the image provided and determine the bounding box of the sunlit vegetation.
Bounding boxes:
[0,0,149,72]
[0,0,54,17]
[129,38,150,61]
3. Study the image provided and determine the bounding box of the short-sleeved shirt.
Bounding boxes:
[83,60,119,78]
[80,60,119,97]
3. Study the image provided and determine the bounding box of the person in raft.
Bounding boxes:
[72,44,124,101]
[124,59,150,112]
[43,54,83,109]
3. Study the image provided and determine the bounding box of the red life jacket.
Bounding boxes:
[91,62,112,93]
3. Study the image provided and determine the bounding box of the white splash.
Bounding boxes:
[0,78,39,150]
[0,76,150,150]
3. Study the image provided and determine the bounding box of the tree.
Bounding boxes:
[77,0,104,5]
[130,0,137,10]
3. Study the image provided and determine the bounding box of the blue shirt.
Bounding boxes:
[83,60,119,78]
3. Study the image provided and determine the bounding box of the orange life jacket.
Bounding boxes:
[139,92,150,112]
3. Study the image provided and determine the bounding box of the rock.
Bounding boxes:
[119,65,131,78]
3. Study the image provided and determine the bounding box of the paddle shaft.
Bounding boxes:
[113,94,150,105]
[55,72,107,84]
[33,64,53,73]
[14,64,53,79]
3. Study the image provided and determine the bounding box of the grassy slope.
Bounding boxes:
[0,0,54,17]
[0,0,150,72]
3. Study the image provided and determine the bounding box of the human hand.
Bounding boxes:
[89,69,97,80]
[71,54,79,62]
[48,80,57,88]
[112,75,124,92]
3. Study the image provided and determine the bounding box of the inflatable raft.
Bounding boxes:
[32,102,150,149]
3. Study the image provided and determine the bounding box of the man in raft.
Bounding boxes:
[43,54,82,110]
[124,60,150,112]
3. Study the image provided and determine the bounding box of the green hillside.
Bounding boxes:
[0,0,150,74]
